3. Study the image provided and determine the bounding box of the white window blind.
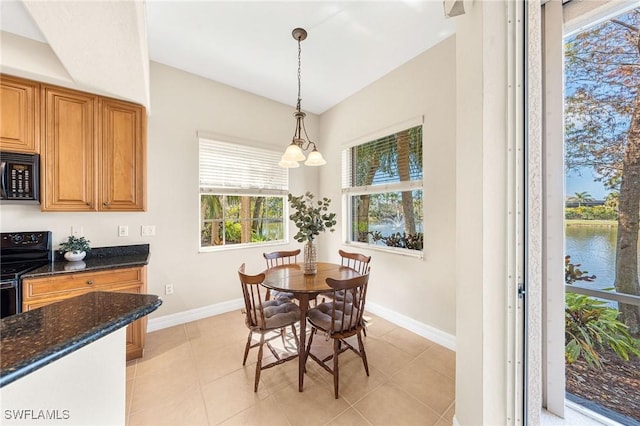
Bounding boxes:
[342,125,423,194]
[199,138,288,195]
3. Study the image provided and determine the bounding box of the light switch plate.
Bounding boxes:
[141,225,155,236]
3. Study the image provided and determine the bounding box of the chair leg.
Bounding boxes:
[243,330,252,366]
[291,324,299,350]
[333,338,340,399]
[280,327,287,347]
[357,331,369,376]
[254,333,265,392]
[305,327,316,357]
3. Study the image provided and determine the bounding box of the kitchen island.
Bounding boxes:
[0,291,161,425]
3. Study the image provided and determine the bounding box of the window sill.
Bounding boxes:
[343,241,424,260]
[199,240,288,253]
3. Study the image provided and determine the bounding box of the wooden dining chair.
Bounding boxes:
[238,263,300,392]
[263,249,300,301]
[339,249,371,274]
[305,273,370,399]
[321,249,371,303]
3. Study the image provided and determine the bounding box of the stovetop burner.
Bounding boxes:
[1,261,49,281]
[1,231,52,280]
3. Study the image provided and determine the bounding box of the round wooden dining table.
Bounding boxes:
[262,262,361,392]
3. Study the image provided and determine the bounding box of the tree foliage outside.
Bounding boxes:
[564,256,640,368]
[347,125,424,251]
[568,191,594,207]
[200,194,284,247]
[564,8,640,333]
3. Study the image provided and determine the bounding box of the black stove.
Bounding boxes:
[1,231,52,318]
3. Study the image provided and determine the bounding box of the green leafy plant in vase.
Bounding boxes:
[58,235,91,262]
[288,192,337,274]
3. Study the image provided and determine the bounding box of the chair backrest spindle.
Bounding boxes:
[238,263,267,329]
[263,249,300,269]
[338,249,371,275]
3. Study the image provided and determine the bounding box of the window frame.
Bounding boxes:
[340,117,425,259]
[198,135,289,252]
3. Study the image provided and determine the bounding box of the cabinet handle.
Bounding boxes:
[86,280,94,285]
[103,202,110,207]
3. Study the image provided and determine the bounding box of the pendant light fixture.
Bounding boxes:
[279,27,326,168]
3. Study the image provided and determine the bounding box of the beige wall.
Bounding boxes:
[319,36,457,336]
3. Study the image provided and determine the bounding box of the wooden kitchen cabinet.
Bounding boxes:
[40,83,146,212]
[99,98,146,211]
[41,85,97,211]
[0,75,39,153]
[22,266,148,361]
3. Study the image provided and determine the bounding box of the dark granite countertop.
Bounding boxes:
[0,291,162,388]
[23,244,150,279]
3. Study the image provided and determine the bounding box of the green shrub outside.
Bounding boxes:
[565,205,618,220]
[564,256,640,368]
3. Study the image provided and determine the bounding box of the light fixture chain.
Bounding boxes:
[297,37,302,112]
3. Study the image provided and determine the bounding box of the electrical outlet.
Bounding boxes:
[141,225,156,236]
[71,226,83,237]
[165,284,174,295]
[118,225,129,237]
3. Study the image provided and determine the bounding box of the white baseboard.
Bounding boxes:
[147,299,457,353]
[365,301,457,351]
[147,298,244,332]
[452,414,460,426]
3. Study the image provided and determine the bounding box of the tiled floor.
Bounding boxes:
[126,311,456,425]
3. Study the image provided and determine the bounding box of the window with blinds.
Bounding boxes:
[341,125,424,253]
[199,137,288,250]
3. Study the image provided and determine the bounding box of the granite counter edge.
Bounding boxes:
[0,295,162,388]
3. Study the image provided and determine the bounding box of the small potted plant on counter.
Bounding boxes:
[59,235,91,261]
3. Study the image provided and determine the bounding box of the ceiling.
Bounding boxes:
[0,1,456,114]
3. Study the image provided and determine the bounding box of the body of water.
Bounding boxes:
[565,224,618,290]
[565,224,640,308]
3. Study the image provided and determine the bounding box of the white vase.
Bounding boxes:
[64,260,86,271]
[64,251,86,262]
[303,241,317,275]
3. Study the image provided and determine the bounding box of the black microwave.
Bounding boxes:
[0,152,40,202]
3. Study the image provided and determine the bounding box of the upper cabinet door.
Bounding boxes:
[42,86,97,211]
[0,76,39,153]
[99,99,146,211]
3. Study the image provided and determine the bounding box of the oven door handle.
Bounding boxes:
[0,280,17,290]
[0,161,7,199]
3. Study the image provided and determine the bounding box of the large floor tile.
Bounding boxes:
[390,358,455,415]
[354,382,441,426]
[326,408,372,426]
[417,344,456,380]
[379,327,434,357]
[128,386,208,426]
[201,368,270,424]
[130,362,200,410]
[218,394,291,426]
[134,340,194,378]
[270,375,350,426]
[362,338,416,377]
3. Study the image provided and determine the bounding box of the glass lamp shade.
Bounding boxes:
[278,157,300,168]
[282,143,306,162]
[304,149,326,166]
